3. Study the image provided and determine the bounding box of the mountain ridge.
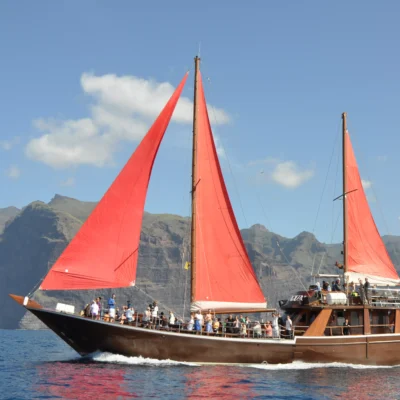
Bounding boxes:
[1,194,399,329]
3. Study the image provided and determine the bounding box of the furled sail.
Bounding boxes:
[344,130,400,285]
[40,73,188,290]
[190,70,267,311]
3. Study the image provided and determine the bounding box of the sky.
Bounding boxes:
[1,1,400,243]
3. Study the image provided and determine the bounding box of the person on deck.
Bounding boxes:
[226,314,235,334]
[151,301,159,324]
[332,280,340,292]
[205,310,213,333]
[343,318,351,335]
[240,323,247,338]
[272,312,280,338]
[187,313,194,331]
[169,311,176,327]
[108,294,116,323]
[143,307,151,327]
[96,297,102,320]
[253,321,262,338]
[194,310,203,332]
[212,317,220,334]
[264,321,273,338]
[364,278,370,305]
[285,315,293,339]
[90,300,99,320]
[315,282,321,298]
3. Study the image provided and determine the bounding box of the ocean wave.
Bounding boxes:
[247,361,400,370]
[89,352,197,367]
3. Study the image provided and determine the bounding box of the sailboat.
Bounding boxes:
[10,58,400,365]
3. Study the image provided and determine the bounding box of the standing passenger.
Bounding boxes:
[285,315,293,339]
[108,294,116,323]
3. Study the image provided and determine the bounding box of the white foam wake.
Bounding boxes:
[90,352,197,367]
[247,361,400,370]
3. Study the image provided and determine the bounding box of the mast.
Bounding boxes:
[191,56,200,302]
[342,112,348,273]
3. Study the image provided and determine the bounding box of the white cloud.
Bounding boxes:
[5,165,21,179]
[60,177,75,187]
[361,179,372,190]
[1,137,20,151]
[26,73,230,169]
[271,161,314,188]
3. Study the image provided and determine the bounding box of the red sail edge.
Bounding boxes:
[345,131,400,285]
[40,73,189,291]
[191,71,267,311]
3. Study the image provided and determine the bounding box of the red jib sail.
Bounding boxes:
[345,130,400,285]
[191,71,267,311]
[40,73,188,290]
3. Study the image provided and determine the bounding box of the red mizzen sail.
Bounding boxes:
[191,71,267,311]
[40,73,188,290]
[345,130,400,285]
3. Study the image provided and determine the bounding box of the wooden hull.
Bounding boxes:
[26,306,400,365]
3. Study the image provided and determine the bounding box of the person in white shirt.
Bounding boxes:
[151,302,159,319]
[285,315,293,339]
[187,313,194,330]
[143,307,151,326]
[169,311,175,326]
[90,300,99,320]
[272,312,280,338]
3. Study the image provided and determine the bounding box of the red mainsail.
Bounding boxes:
[40,73,188,290]
[191,71,267,311]
[345,130,400,285]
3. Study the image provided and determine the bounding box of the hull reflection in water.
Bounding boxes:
[36,361,134,399]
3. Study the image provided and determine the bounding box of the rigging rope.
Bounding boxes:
[312,119,341,239]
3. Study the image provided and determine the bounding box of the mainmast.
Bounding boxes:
[342,112,348,273]
[190,56,200,302]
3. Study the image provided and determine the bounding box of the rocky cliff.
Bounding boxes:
[1,195,400,329]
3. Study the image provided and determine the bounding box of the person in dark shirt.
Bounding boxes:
[343,318,351,335]
[364,278,370,304]
[226,314,235,333]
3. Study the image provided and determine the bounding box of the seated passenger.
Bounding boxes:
[212,318,220,333]
[253,321,262,338]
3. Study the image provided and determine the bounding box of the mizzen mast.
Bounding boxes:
[342,112,348,273]
[190,56,200,302]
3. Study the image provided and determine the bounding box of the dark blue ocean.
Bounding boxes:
[1,329,400,399]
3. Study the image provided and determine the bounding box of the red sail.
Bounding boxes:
[191,71,267,311]
[40,73,188,290]
[345,131,400,284]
